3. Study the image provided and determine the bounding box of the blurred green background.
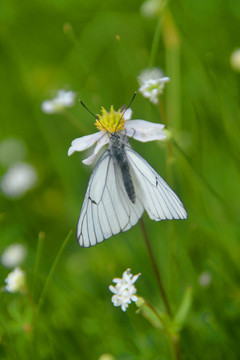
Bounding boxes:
[1,0,240,359]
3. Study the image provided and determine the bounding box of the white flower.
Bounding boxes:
[68,106,166,165]
[3,267,26,293]
[41,89,76,114]
[1,244,27,268]
[98,355,115,360]
[0,162,37,199]
[140,0,165,18]
[109,269,140,311]
[138,68,170,104]
[230,48,240,72]
[198,271,212,288]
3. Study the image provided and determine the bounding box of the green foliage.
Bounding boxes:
[1,0,240,359]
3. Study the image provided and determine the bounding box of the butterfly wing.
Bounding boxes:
[77,150,144,247]
[126,147,187,221]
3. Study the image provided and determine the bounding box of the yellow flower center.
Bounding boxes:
[95,106,125,133]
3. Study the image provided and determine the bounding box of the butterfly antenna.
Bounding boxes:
[79,99,99,120]
[79,99,109,132]
[125,91,137,112]
[115,91,137,131]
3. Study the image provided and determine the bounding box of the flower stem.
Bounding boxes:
[37,230,72,313]
[143,298,181,360]
[172,335,181,360]
[139,218,172,317]
[32,231,45,301]
[149,14,163,68]
[158,99,174,164]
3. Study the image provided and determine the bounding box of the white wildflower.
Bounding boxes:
[98,355,115,360]
[109,269,140,311]
[140,0,165,18]
[68,106,166,165]
[0,162,37,199]
[198,271,212,288]
[1,244,27,268]
[138,68,170,104]
[41,89,76,114]
[3,267,26,293]
[230,48,240,72]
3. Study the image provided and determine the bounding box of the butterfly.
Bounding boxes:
[76,129,187,247]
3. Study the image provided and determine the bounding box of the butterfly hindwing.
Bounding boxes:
[126,147,187,221]
[77,150,144,247]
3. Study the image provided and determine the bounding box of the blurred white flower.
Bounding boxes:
[0,162,37,199]
[138,68,170,104]
[3,267,26,293]
[140,0,165,18]
[41,89,76,114]
[68,106,166,165]
[198,271,212,288]
[109,269,140,312]
[1,244,27,268]
[0,138,27,167]
[98,354,115,360]
[230,48,240,72]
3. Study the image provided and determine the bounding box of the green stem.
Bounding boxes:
[171,137,234,219]
[143,299,181,360]
[32,232,45,301]
[149,14,163,68]
[37,230,72,312]
[139,218,172,317]
[115,35,135,73]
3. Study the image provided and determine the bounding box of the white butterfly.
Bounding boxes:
[76,132,187,247]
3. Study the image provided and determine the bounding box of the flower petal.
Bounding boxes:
[109,285,117,294]
[82,133,109,165]
[123,108,132,121]
[68,131,104,156]
[125,120,166,142]
[131,273,141,284]
[131,295,139,302]
[41,101,55,114]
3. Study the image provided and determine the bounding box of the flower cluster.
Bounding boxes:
[230,48,240,72]
[140,0,165,18]
[41,89,76,114]
[0,162,37,199]
[138,68,170,104]
[109,269,140,311]
[3,267,26,293]
[1,243,27,268]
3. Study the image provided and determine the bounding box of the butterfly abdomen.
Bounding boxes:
[110,140,136,204]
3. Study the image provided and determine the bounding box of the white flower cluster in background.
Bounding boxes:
[138,68,170,104]
[198,271,212,288]
[140,0,165,18]
[0,137,38,199]
[109,269,140,311]
[3,267,26,293]
[230,48,240,72]
[1,243,27,268]
[41,89,76,114]
[0,162,37,199]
